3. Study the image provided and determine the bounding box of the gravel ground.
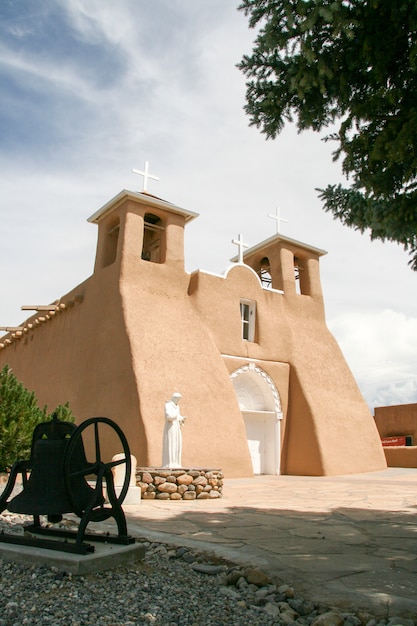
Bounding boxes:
[0,546,270,626]
[0,512,415,626]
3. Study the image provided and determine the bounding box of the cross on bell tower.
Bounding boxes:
[268,206,288,234]
[132,161,160,193]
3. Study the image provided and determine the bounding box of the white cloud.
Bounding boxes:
[329,310,417,410]
[0,44,104,103]
[0,0,416,412]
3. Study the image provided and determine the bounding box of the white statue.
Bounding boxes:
[162,392,186,468]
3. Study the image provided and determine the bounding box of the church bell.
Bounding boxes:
[8,417,97,521]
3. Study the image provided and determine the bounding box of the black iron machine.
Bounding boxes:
[0,415,135,554]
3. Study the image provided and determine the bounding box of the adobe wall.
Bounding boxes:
[188,263,386,476]
[374,403,417,441]
[286,320,385,475]
[382,447,417,468]
[113,204,253,477]
[374,403,417,468]
[0,191,387,477]
[120,261,253,476]
[0,266,145,463]
[0,238,386,476]
[0,200,253,477]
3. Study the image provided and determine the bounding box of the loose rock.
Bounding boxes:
[0,511,415,626]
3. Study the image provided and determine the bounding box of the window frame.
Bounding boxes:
[240,299,256,342]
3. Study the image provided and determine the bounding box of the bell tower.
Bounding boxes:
[239,233,327,302]
[87,190,198,274]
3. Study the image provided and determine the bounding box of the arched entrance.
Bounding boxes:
[230,364,283,475]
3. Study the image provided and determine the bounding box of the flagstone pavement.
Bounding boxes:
[122,468,417,618]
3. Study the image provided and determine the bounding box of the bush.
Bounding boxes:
[0,365,74,472]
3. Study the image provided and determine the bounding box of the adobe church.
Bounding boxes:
[0,187,386,477]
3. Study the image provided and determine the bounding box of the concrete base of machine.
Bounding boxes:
[0,538,145,575]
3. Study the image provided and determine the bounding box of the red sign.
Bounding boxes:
[381,436,413,447]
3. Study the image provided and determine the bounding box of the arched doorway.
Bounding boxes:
[230,364,283,475]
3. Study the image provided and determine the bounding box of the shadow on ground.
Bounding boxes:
[120,502,417,618]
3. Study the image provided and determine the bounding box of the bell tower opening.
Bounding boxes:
[257,257,272,288]
[294,255,303,294]
[142,213,165,263]
[102,217,120,268]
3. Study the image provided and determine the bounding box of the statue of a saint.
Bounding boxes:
[162,392,186,468]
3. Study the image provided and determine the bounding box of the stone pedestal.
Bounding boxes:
[136,468,223,500]
[111,454,141,505]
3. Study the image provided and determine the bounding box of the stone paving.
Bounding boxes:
[121,468,417,618]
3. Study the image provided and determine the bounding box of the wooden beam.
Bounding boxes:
[21,305,59,311]
[0,326,24,332]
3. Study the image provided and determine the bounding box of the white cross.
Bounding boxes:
[232,233,249,263]
[268,206,288,234]
[132,161,160,192]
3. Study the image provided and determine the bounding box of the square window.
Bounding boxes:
[240,300,256,342]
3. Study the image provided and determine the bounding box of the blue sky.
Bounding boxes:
[1,0,416,410]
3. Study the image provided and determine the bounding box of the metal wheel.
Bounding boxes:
[63,417,131,520]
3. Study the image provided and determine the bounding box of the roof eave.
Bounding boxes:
[230,233,327,263]
[87,189,199,224]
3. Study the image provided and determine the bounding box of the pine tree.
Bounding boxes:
[238,0,417,269]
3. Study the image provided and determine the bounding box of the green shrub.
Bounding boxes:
[0,365,74,472]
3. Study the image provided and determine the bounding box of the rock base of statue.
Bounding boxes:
[136,468,223,500]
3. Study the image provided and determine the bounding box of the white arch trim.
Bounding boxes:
[230,363,283,417]
[223,264,284,294]
[188,266,284,294]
